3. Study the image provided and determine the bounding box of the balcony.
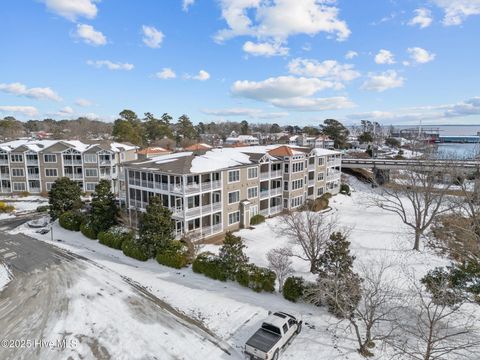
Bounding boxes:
[260,170,282,180]
[308,180,315,186]
[0,172,9,179]
[171,207,184,218]
[308,163,315,170]
[0,159,8,165]
[190,224,223,240]
[0,187,11,193]
[99,160,112,166]
[200,180,222,192]
[259,208,269,216]
[27,173,40,180]
[260,189,269,199]
[100,173,113,179]
[66,173,83,180]
[29,187,41,193]
[270,188,282,197]
[63,159,83,166]
[129,199,147,209]
[26,159,38,166]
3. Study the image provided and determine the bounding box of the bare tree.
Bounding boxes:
[266,247,293,292]
[372,165,454,251]
[276,211,338,272]
[389,280,480,360]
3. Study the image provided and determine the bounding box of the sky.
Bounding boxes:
[1,0,480,126]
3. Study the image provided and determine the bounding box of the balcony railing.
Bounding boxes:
[99,160,112,166]
[308,180,315,186]
[129,199,148,209]
[27,173,40,180]
[66,173,83,180]
[0,187,11,193]
[259,208,269,216]
[270,205,282,214]
[29,187,41,193]
[0,173,9,179]
[200,180,222,192]
[0,159,8,165]
[26,159,38,165]
[63,159,82,165]
[270,188,282,197]
[190,223,223,240]
[260,170,282,180]
[260,190,269,199]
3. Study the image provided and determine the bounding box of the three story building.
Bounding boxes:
[121,145,341,241]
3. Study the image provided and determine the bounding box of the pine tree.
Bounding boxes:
[138,196,174,257]
[48,177,82,220]
[89,179,117,233]
[320,119,350,149]
[219,232,249,280]
[316,232,362,317]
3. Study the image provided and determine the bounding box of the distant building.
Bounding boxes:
[225,135,260,146]
[183,143,213,151]
[137,147,171,159]
[0,139,137,195]
[315,135,334,149]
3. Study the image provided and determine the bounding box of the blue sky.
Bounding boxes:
[1,0,480,126]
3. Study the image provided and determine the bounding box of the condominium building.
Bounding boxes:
[120,145,342,241]
[0,139,137,195]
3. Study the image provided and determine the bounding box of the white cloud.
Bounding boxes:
[215,0,351,50]
[231,75,354,111]
[347,97,480,124]
[287,58,360,85]
[182,0,195,12]
[59,106,74,115]
[0,82,62,101]
[242,41,288,57]
[84,112,99,120]
[184,70,210,81]
[407,47,436,64]
[0,105,39,117]
[87,60,134,71]
[202,108,289,119]
[432,0,480,26]
[43,0,98,21]
[75,24,107,46]
[408,8,433,28]
[374,49,395,64]
[142,25,164,49]
[155,68,176,79]
[75,98,92,107]
[361,70,405,92]
[345,51,358,59]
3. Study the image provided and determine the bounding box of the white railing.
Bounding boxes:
[29,187,41,193]
[0,159,8,165]
[260,172,269,180]
[260,190,269,199]
[129,199,148,209]
[185,207,201,218]
[64,159,82,165]
[308,180,315,186]
[172,207,184,218]
[271,170,282,178]
[259,208,269,216]
[212,202,222,212]
[0,187,11,193]
[0,173,9,179]
[270,205,282,214]
[66,173,83,180]
[27,173,40,179]
[201,180,222,191]
[308,164,315,170]
[26,160,38,165]
[270,188,282,197]
[99,160,112,166]
[100,173,112,179]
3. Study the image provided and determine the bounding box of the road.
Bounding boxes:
[0,216,235,360]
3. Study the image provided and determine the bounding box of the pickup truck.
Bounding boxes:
[245,311,302,360]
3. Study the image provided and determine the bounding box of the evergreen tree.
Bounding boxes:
[48,177,82,220]
[316,232,362,317]
[138,196,174,257]
[320,119,350,149]
[176,114,198,143]
[219,232,249,280]
[269,123,282,133]
[89,180,118,233]
[112,109,144,145]
[143,112,173,142]
[240,120,249,135]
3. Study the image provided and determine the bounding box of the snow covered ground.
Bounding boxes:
[10,176,471,360]
[0,195,48,215]
[0,262,12,291]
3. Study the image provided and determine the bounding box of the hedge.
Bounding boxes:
[122,238,149,261]
[340,184,351,196]
[250,214,265,226]
[192,252,228,281]
[36,205,49,213]
[283,276,306,302]
[80,221,97,240]
[236,264,276,293]
[98,227,131,250]
[0,201,14,213]
[59,211,84,231]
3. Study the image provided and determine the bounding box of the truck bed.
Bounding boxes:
[246,328,281,353]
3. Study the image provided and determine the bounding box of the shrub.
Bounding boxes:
[19,191,30,197]
[59,211,84,231]
[250,214,265,226]
[323,192,332,200]
[156,241,188,269]
[80,221,97,240]
[98,227,131,250]
[0,201,15,213]
[236,264,276,293]
[219,232,249,280]
[192,252,228,281]
[122,237,149,261]
[283,276,305,302]
[310,196,329,212]
[340,184,351,196]
[36,205,49,213]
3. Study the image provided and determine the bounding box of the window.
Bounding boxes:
[292,162,304,173]
[85,168,98,177]
[188,218,200,231]
[317,172,324,181]
[291,179,304,190]
[46,182,54,191]
[284,163,289,173]
[11,168,24,177]
[84,154,97,163]
[317,187,324,197]
[228,190,240,204]
[247,187,258,199]
[187,195,200,209]
[284,181,289,191]
[290,196,303,208]
[283,324,288,333]
[228,170,240,183]
[13,182,26,191]
[85,183,97,191]
[318,157,324,166]
[45,168,58,177]
[44,154,57,163]
[228,211,240,225]
[10,154,23,162]
[247,167,258,179]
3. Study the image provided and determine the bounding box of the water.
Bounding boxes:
[395,125,480,136]
[435,143,479,159]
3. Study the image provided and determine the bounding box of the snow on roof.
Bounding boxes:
[190,148,252,173]
[137,147,169,155]
[311,148,340,156]
[0,139,136,153]
[110,142,138,152]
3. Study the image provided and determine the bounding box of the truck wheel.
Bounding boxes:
[272,350,280,360]
[296,322,302,334]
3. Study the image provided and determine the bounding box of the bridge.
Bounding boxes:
[341,157,480,195]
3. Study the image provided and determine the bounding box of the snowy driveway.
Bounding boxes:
[0,227,236,360]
